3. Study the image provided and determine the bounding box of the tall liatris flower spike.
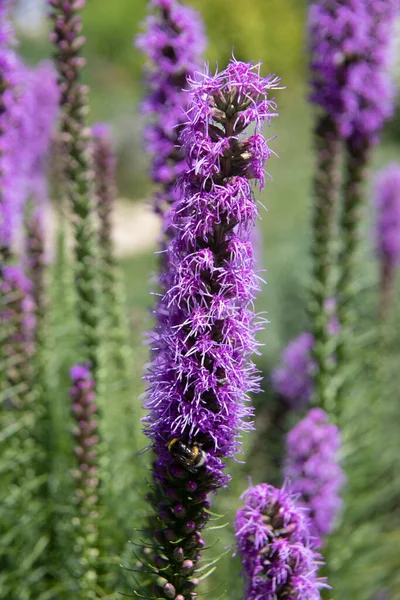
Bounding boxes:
[308,0,398,412]
[48,0,99,373]
[374,164,400,319]
[136,0,205,223]
[70,363,100,597]
[142,59,280,599]
[235,483,327,600]
[284,408,345,548]
[92,124,131,378]
[24,62,59,344]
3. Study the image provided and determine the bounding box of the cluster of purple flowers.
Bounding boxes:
[136,0,205,220]
[145,59,280,486]
[235,483,327,600]
[309,0,397,145]
[284,408,345,547]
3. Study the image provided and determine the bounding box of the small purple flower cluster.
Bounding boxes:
[136,0,205,219]
[272,332,315,410]
[309,0,398,146]
[284,408,345,547]
[70,364,100,504]
[145,60,280,486]
[375,164,400,269]
[1,266,35,407]
[235,483,327,600]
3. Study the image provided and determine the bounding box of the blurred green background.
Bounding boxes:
[14,1,400,598]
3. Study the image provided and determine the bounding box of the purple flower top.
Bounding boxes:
[235,483,327,600]
[136,0,206,217]
[144,59,280,486]
[272,332,316,410]
[284,408,346,548]
[374,163,400,267]
[309,0,398,145]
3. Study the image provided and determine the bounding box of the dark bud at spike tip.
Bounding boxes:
[163,583,176,599]
[165,529,179,543]
[154,556,169,570]
[172,547,185,563]
[173,504,186,518]
[154,529,165,544]
[185,579,199,592]
[183,521,196,534]
[181,560,195,574]
[185,481,197,492]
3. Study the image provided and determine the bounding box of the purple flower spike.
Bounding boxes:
[70,363,99,474]
[375,164,400,268]
[309,0,398,147]
[284,408,346,548]
[272,332,316,410]
[142,59,280,599]
[136,0,205,220]
[70,362,100,586]
[374,163,400,317]
[1,265,35,408]
[235,483,327,600]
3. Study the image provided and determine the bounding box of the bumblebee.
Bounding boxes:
[167,438,207,473]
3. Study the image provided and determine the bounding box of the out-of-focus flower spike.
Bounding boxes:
[235,482,328,600]
[374,164,400,319]
[70,363,100,595]
[48,0,100,374]
[284,408,346,548]
[91,123,132,380]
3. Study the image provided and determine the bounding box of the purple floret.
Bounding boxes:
[375,163,400,268]
[272,332,316,410]
[235,483,327,600]
[284,408,346,548]
[309,0,398,146]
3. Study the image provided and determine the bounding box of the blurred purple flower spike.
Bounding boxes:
[235,482,328,600]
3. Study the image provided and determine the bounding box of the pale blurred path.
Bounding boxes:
[43,199,160,258]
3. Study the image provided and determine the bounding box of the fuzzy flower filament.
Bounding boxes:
[70,363,100,597]
[142,60,280,600]
[374,164,400,319]
[284,408,345,548]
[235,483,327,600]
[48,0,99,373]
